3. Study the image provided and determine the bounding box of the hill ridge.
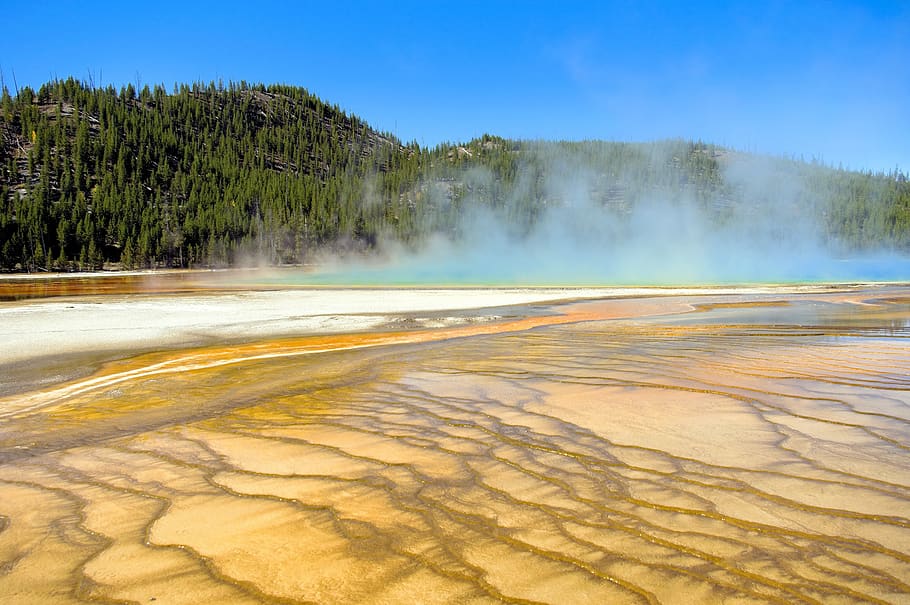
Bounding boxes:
[1,77,908,272]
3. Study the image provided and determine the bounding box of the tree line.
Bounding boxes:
[1,77,908,272]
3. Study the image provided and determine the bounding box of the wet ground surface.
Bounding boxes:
[0,279,908,604]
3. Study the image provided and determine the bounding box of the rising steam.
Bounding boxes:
[309,144,910,285]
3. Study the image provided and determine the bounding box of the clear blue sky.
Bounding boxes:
[3,1,908,173]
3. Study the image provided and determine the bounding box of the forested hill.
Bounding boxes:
[1,77,909,272]
[0,77,422,270]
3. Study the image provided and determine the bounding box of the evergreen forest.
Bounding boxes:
[1,77,909,272]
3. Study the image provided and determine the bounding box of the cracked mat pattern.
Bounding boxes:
[0,293,909,604]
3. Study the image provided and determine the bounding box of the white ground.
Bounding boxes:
[0,288,604,365]
[0,285,846,366]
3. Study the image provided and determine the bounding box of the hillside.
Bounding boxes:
[1,78,909,272]
[0,78,421,270]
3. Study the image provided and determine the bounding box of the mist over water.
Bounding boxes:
[309,146,910,285]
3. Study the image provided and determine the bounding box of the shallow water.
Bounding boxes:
[0,281,908,604]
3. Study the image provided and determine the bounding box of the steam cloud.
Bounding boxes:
[311,145,910,285]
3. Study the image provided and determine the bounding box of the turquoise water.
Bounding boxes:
[249,254,910,287]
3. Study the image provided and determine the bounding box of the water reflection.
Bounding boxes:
[664,293,910,337]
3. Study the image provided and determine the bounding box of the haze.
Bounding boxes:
[311,146,910,285]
